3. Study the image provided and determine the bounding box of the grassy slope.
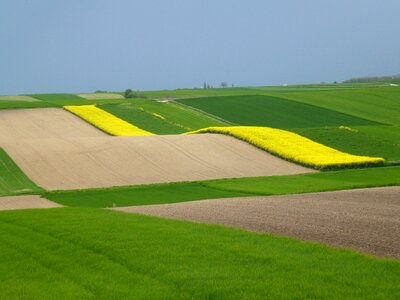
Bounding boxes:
[292,126,400,162]
[177,95,378,128]
[29,93,85,101]
[45,183,250,208]
[276,87,400,125]
[355,125,400,144]
[0,148,43,196]
[139,83,386,99]
[101,99,229,132]
[0,97,128,110]
[45,166,400,208]
[100,103,186,134]
[140,87,265,99]
[0,208,399,299]
[0,101,58,110]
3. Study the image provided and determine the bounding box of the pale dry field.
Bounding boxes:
[2,134,314,190]
[78,93,124,99]
[0,108,106,142]
[0,95,39,102]
[115,186,400,259]
[0,195,62,211]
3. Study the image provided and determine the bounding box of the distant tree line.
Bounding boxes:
[344,74,400,83]
[124,89,147,99]
[203,82,234,89]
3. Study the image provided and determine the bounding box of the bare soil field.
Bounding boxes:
[1,134,314,190]
[0,108,106,142]
[0,95,39,102]
[0,195,62,211]
[115,186,400,259]
[78,93,124,99]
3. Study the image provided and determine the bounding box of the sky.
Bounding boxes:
[0,0,399,94]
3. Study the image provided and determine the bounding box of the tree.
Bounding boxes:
[124,89,134,98]
[220,82,228,88]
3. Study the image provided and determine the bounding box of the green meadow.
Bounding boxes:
[0,148,43,196]
[177,95,379,128]
[0,208,399,299]
[0,82,399,299]
[45,166,400,208]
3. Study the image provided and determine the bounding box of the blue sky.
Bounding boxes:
[0,0,399,94]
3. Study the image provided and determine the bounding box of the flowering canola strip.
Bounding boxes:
[188,126,384,169]
[63,106,384,169]
[64,105,155,136]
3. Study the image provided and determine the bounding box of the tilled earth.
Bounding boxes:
[0,108,314,190]
[0,195,62,211]
[115,186,400,259]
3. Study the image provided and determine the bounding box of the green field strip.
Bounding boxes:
[99,103,187,134]
[275,87,400,125]
[140,87,265,99]
[45,182,250,208]
[0,101,59,110]
[29,93,86,101]
[292,126,400,162]
[177,95,378,129]
[172,101,235,126]
[0,148,44,196]
[354,125,400,144]
[100,98,229,132]
[44,166,400,208]
[0,207,398,299]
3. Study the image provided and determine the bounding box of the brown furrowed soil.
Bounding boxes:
[115,186,400,259]
[1,134,314,190]
[78,93,124,99]
[0,195,62,211]
[0,95,39,102]
[0,108,106,141]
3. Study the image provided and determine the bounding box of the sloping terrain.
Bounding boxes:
[277,87,400,125]
[0,148,43,196]
[1,208,399,299]
[117,186,400,259]
[0,195,61,211]
[177,95,378,128]
[0,108,106,141]
[2,134,314,190]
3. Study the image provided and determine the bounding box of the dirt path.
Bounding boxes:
[0,195,62,211]
[114,186,400,259]
[0,108,106,142]
[2,134,314,190]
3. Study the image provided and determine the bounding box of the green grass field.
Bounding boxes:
[0,207,399,299]
[0,93,128,110]
[292,126,400,162]
[99,103,187,134]
[0,83,399,298]
[29,93,85,101]
[101,99,229,132]
[45,166,400,208]
[177,95,378,128]
[0,148,43,196]
[276,87,400,125]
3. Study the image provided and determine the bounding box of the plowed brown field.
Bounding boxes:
[115,187,400,259]
[2,134,314,190]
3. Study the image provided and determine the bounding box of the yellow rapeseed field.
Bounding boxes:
[188,126,384,169]
[63,106,384,169]
[64,105,155,136]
